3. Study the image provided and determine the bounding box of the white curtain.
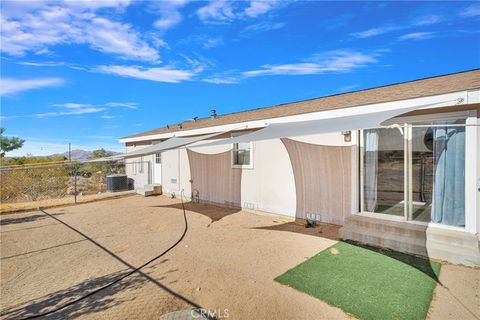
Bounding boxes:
[364,130,379,212]
[431,121,465,226]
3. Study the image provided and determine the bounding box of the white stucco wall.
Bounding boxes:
[124,144,155,189]
[121,91,479,234]
[153,131,356,219]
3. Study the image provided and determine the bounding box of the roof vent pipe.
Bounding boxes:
[211,109,217,119]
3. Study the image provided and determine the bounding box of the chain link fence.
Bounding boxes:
[0,160,151,211]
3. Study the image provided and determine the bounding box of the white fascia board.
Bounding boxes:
[119,90,475,144]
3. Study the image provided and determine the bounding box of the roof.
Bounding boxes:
[122,69,480,140]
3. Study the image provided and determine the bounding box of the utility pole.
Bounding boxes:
[68,143,71,161]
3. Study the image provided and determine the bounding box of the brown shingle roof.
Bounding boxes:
[122,69,480,140]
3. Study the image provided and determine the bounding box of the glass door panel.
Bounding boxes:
[363,128,405,216]
[410,126,434,221]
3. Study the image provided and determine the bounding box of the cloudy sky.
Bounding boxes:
[1,0,479,156]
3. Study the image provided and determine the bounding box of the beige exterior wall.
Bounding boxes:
[146,131,356,219]
[123,109,477,233]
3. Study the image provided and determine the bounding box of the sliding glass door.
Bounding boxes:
[363,128,405,217]
[362,119,466,227]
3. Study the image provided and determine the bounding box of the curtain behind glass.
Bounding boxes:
[364,130,379,212]
[432,121,465,226]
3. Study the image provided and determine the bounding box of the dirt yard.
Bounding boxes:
[1,195,478,319]
[0,191,135,214]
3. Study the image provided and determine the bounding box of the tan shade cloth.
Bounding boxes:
[281,138,352,224]
[187,149,242,207]
[191,99,461,147]
[125,131,228,157]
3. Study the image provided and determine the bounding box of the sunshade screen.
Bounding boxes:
[125,131,227,157]
[191,100,459,148]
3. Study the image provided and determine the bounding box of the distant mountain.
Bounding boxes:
[52,149,121,161]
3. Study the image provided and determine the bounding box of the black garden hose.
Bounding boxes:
[13,191,190,320]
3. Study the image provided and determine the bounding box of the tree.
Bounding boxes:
[0,128,25,157]
[89,148,114,160]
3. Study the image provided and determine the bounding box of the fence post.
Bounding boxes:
[74,164,78,204]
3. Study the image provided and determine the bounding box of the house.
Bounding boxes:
[120,69,480,266]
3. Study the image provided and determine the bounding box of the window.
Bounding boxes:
[361,118,466,227]
[155,153,161,164]
[232,141,252,168]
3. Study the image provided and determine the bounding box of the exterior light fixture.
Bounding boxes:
[342,130,352,142]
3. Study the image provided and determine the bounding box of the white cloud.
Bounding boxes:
[399,32,435,41]
[196,0,284,23]
[52,102,138,109]
[84,17,160,62]
[1,78,65,96]
[203,77,239,84]
[460,4,480,17]
[96,65,196,83]
[154,13,183,29]
[104,102,138,109]
[243,50,378,77]
[152,0,190,30]
[3,101,137,120]
[53,103,90,109]
[413,15,442,26]
[35,107,105,118]
[203,37,223,49]
[351,14,445,39]
[0,1,159,62]
[197,0,236,23]
[351,26,399,39]
[245,0,280,17]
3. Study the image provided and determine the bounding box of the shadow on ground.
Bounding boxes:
[0,213,63,226]
[344,240,441,282]
[151,202,240,223]
[0,270,146,320]
[253,221,340,241]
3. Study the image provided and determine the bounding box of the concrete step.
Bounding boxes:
[339,225,429,257]
[136,184,162,197]
[426,227,480,249]
[135,188,155,196]
[340,215,480,266]
[426,241,480,266]
[144,184,162,193]
[343,215,428,240]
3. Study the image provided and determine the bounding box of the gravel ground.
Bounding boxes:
[1,195,477,320]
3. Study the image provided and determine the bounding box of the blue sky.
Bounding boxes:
[1,0,479,156]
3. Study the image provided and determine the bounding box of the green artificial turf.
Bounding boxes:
[275,242,441,320]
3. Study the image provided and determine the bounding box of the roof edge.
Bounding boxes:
[120,68,480,140]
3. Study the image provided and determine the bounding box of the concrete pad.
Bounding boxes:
[428,264,480,320]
